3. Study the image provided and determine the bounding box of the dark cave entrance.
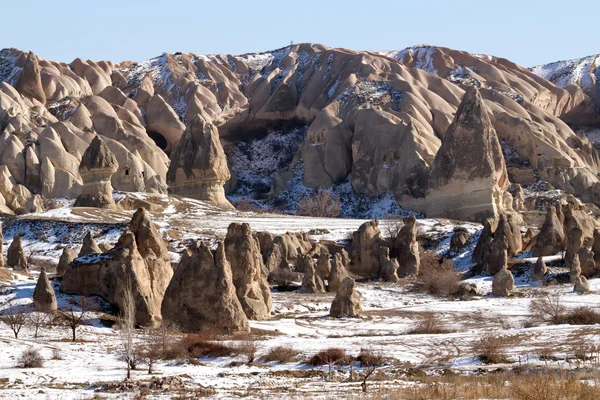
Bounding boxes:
[147,131,168,153]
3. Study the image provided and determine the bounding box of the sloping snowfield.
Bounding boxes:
[1,196,600,399]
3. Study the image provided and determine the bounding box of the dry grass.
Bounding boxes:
[307,348,347,366]
[471,334,519,364]
[297,190,340,218]
[261,346,300,363]
[408,312,451,335]
[416,253,460,296]
[371,371,600,400]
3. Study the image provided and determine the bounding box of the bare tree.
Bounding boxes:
[58,297,92,342]
[27,311,51,338]
[118,283,136,379]
[530,292,566,324]
[0,303,27,339]
[358,348,384,393]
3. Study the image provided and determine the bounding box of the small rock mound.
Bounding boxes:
[328,254,351,292]
[330,277,362,318]
[78,232,101,257]
[532,205,565,257]
[161,241,250,333]
[531,256,547,281]
[449,227,470,253]
[33,268,57,313]
[394,216,420,276]
[300,255,326,293]
[492,269,514,297]
[7,236,27,271]
[352,220,385,277]
[574,276,590,294]
[378,247,400,283]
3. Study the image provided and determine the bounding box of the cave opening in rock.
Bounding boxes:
[147,131,168,152]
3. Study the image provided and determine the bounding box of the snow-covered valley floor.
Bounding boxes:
[2,196,600,399]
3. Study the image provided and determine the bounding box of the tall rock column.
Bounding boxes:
[74,136,118,209]
[418,86,511,222]
[224,223,272,320]
[167,115,233,209]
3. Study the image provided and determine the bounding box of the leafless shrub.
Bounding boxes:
[236,340,258,363]
[172,334,237,359]
[471,334,510,364]
[57,297,94,342]
[356,348,385,393]
[417,252,460,296]
[17,347,44,368]
[51,348,63,360]
[297,190,340,218]
[530,292,566,324]
[382,217,404,248]
[0,303,27,339]
[234,199,262,213]
[27,311,51,338]
[118,283,136,379]
[564,307,600,325]
[408,312,450,334]
[260,346,300,363]
[307,347,347,381]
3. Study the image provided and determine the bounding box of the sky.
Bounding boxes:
[3,0,598,67]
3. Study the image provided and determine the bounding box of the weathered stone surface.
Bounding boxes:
[300,255,325,293]
[457,282,479,297]
[7,236,27,271]
[394,216,420,276]
[406,87,511,222]
[578,242,596,279]
[449,227,470,253]
[472,218,498,264]
[495,214,522,256]
[33,268,57,313]
[569,253,582,284]
[485,236,508,276]
[74,136,118,209]
[260,232,312,275]
[378,247,400,283]
[63,209,172,327]
[531,257,547,281]
[78,232,101,257]
[328,254,351,292]
[316,250,332,280]
[15,52,46,104]
[224,223,272,320]
[161,241,250,333]
[351,220,385,277]
[56,247,77,277]
[167,115,232,208]
[492,269,514,297]
[532,206,566,257]
[330,277,361,318]
[574,276,591,294]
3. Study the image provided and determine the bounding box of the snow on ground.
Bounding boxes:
[530,54,600,91]
[3,197,600,398]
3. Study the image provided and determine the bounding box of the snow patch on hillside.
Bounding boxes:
[530,54,600,91]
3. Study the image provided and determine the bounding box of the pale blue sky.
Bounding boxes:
[4,0,597,66]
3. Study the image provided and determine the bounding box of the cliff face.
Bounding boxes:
[1,44,599,218]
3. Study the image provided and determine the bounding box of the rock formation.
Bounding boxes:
[33,268,57,313]
[472,218,498,265]
[403,87,512,222]
[352,220,385,277]
[485,236,508,276]
[495,214,522,257]
[393,216,420,276]
[166,115,232,209]
[569,253,582,284]
[378,247,400,283]
[532,206,566,257]
[78,232,101,257]
[531,257,547,281]
[15,52,46,104]
[574,276,591,294]
[260,232,312,274]
[578,240,596,278]
[449,228,470,253]
[492,269,514,297]
[330,277,361,318]
[224,223,272,320]
[56,247,77,277]
[328,254,351,292]
[162,241,250,333]
[316,250,331,280]
[300,255,326,293]
[7,236,27,271]
[74,136,118,209]
[0,224,3,269]
[62,208,172,327]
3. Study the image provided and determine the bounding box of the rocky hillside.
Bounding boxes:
[1,44,600,220]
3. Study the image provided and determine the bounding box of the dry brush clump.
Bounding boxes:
[297,190,340,218]
[471,334,513,364]
[408,312,451,334]
[261,346,301,363]
[416,253,460,296]
[530,293,600,326]
[17,347,44,368]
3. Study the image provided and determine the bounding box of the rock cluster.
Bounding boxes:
[62,208,172,327]
[161,241,250,333]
